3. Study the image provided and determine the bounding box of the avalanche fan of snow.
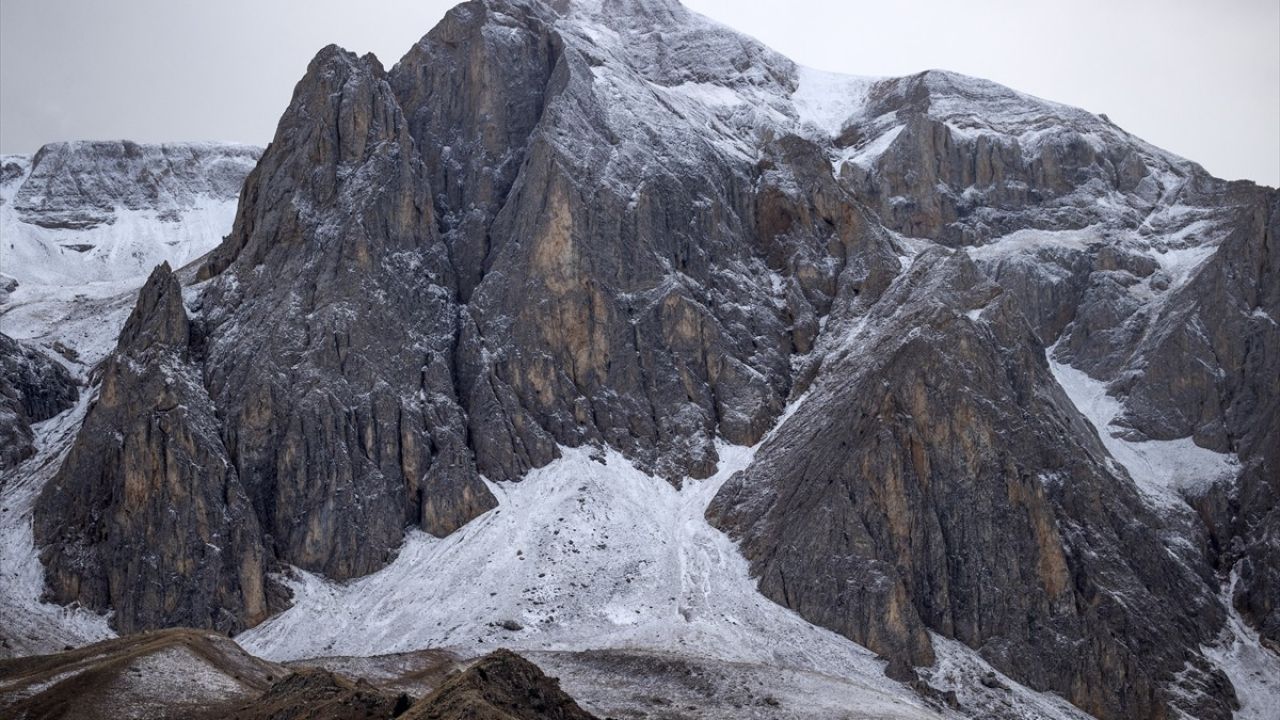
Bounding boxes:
[238,444,879,669]
[238,437,1088,719]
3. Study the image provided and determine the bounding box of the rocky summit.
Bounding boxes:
[1,1,1276,719]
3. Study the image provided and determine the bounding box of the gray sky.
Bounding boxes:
[2,0,1277,186]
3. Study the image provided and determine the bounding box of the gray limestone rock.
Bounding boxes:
[33,263,275,634]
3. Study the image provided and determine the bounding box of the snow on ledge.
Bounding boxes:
[792,66,876,138]
[1047,350,1239,508]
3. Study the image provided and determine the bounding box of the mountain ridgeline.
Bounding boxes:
[24,1,1278,719]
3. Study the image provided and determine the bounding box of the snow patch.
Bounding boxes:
[792,66,876,138]
[1048,351,1239,507]
[837,123,904,171]
[967,226,1101,261]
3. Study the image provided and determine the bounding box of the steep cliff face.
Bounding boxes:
[197,47,494,580]
[18,0,1279,717]
[34,264,274,634]
[0,334,78,469]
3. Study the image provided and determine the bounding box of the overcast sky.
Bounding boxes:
[2,0,1276,186]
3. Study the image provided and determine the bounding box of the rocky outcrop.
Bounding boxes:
[219,668,413,720]
[402,649,598,720]
[708,249,1234,719]
[34,264,274,634]
[0,334,78,470]
[841,70,1190,247]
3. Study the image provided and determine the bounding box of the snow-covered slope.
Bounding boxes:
[1048,348,1239,508]
[0,391,114,657]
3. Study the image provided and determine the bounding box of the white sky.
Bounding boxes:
[1,0,1276,186]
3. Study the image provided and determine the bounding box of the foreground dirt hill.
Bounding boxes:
[0,635,596,720]
[402,649,599,720]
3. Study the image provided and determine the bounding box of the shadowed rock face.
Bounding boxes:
[0,334,78,470]
[34,264,275,634]
[27,0,1278,718]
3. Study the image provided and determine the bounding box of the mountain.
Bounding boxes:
[0,141,259,287]
[0,140,260,659]
[1,0,1276,718]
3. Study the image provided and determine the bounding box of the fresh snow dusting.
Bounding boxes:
[1203,568,1280,720]
[791,66,876,138]
[109,646,249,707]
[1047,351,1239,507]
